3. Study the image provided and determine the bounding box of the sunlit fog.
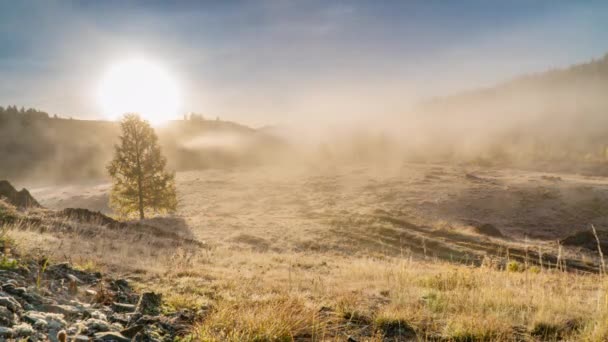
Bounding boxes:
[1,1,608,341]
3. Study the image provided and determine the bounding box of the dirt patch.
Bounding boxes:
[230,233,271,251]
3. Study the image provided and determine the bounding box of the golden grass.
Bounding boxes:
[4,216,608,341]
[8,166,608,341]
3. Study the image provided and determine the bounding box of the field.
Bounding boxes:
[8,163,608,340]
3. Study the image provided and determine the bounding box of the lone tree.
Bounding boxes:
[107,114,177,219]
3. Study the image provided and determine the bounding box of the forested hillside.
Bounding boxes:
[0,110,284,183]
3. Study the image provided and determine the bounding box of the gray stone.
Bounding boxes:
[5,279,19,286]
[0,327,14,338]
[114,279,129,289]
[66,274,82,283]
[110,322,124,331]
[136,292,162,316]
[84,318,111,333]
[13,322,34,337]
[43,304,82,317]
[112,302,136,313]
[0,295,21,312]
[2,283,26,296]
[0,306,16,326]
[23,311,67,330]
[93,331,131,342]
[45,312,68,330]
[23,311,49,327]
[88,309,108,321]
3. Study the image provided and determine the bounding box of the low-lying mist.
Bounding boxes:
[2,54,608,187]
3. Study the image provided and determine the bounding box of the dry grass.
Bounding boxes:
[4,216,608,340]
[10,165,608,340]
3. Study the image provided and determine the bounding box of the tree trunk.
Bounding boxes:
[135,130,145,220]
[138,176,144,220]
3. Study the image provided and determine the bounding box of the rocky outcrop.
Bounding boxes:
[0,180,41,209]
[0,260,198,341]
[562,228,608,252]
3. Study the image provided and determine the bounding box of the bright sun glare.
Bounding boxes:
[97,59,180,125]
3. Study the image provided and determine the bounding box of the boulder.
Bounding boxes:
[0,180,41,209]
[93,331,131,342]
[136,292,162,316]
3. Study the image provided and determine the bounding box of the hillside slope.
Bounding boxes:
[0,113,284,184]
[410,54,608,171]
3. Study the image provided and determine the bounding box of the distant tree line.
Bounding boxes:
[0,105,58,121]
[183,112,221,121]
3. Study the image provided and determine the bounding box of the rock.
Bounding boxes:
[135,314,161,325]
[120,324,144,338]
[2,283,26,295]
[21,290,46,305]
[377,319,417,338]
[108,312,130,326]
[13,322,35,337]
[136,292,162,315]
[43,304,82,317]
[88,310,108,321]
[472,223,504,238]
[5,279,19,286]
[0,257,185,340]
[112,302,136,313]
[562,228,608,252]
[93,331,131,342]
[23,311,68,330]
[23,311,49,328]
[0,295,22,312]
[84,318,111,333]
[0,180,41,209]
[66,274,82,283]
[0,306,16,326]
[0,327,14,338]
[114,279,129,289]
[110,322,124,331]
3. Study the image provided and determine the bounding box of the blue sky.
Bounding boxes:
[1,1,607,125]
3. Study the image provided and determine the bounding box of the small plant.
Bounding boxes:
[74,260,99,272]
[528,265,541,274]
[422,291,447,313]
[0,199,18,223]
[507,261,522,272]
[36,257,49,290]
[0,255,18,270]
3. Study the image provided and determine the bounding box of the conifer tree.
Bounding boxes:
[107,114,177,219]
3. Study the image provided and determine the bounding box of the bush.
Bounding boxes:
[507,261,523,272]
[0,256,18,270]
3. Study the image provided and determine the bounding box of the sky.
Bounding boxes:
[1,0,607,126]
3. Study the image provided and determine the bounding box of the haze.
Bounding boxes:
[4,2,608,341]
[1,1,607,126]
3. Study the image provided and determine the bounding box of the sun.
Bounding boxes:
[97,58,180,125]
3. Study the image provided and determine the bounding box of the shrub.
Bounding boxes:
[507,261,522,272]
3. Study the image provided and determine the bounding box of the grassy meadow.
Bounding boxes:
[5,164,608,341]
